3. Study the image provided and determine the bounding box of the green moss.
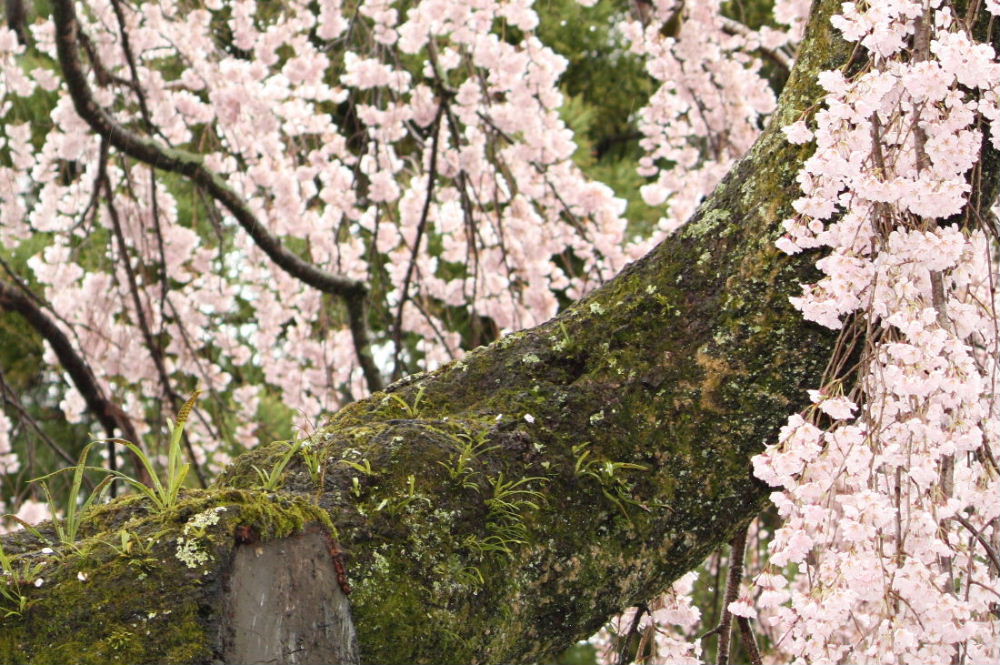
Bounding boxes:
[0,488,333,664]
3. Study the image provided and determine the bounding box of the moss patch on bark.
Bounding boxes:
[0,489,332,664]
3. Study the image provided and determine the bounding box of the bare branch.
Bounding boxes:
[392,102,445,380]
[108,0,154,131]
[737,616,763,665]
[952,513,1000,573]
[100,154,208,488]
[0,279,141,448]
[0,365,79,470]
[3,0,28,46]
[717,524,749,665]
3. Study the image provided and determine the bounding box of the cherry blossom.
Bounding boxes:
[1,0,634,482]
[755,2,1000,662]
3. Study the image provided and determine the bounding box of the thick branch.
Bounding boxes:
[3,1,851,661]
[3,0,28,46]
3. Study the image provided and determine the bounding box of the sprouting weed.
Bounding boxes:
[252,433,310,491]
[100,530,151,558]
[339,458,374,476]
[573,442,648,522]
[388,386,425,418]
[0,543,28,619]
[468,473,547,558]
[31,444,114,546]
[33,389,201,517]
[435,426,498,489]
[299,437,324,487]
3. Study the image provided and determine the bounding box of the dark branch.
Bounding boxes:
[100,154,208,488]
[3,0,28,46]
[0,279,141,447]
[952,513,1000,574]
[717,523,748,665]
[737,616,762,665]
[0,366,78,470]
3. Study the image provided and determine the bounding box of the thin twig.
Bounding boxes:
[0,280,142,449]
[100,157,207,488]
[108,0,155,131]
[718,524,749,665]
[952,513,1000,573]
[615,604,649,665]
[392,102,445,380]
[0,366,80,471]
[77,29,136,89]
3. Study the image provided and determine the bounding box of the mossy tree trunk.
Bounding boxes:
[2,2,997,664]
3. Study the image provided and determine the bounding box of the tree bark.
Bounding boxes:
[219,529,359,665]
[1,2,997,664]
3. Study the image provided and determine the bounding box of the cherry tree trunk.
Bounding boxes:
[1,2,996,663]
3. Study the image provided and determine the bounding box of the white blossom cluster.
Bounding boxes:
[753,2,1000,662]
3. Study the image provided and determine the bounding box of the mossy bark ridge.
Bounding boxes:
[5,2,997,663]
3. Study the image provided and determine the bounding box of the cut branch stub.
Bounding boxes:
[220,528,359,665]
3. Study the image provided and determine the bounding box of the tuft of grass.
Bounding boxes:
[33,390,201,517]
[298,435,325,487]
[435,426,498,490]
[0,542,28,618]
[102,389,200,511]
[465,473,547,559]
[388,386,425,418]
[252,434,308,491]
[573,441,648,522]
[31,442,113,546]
